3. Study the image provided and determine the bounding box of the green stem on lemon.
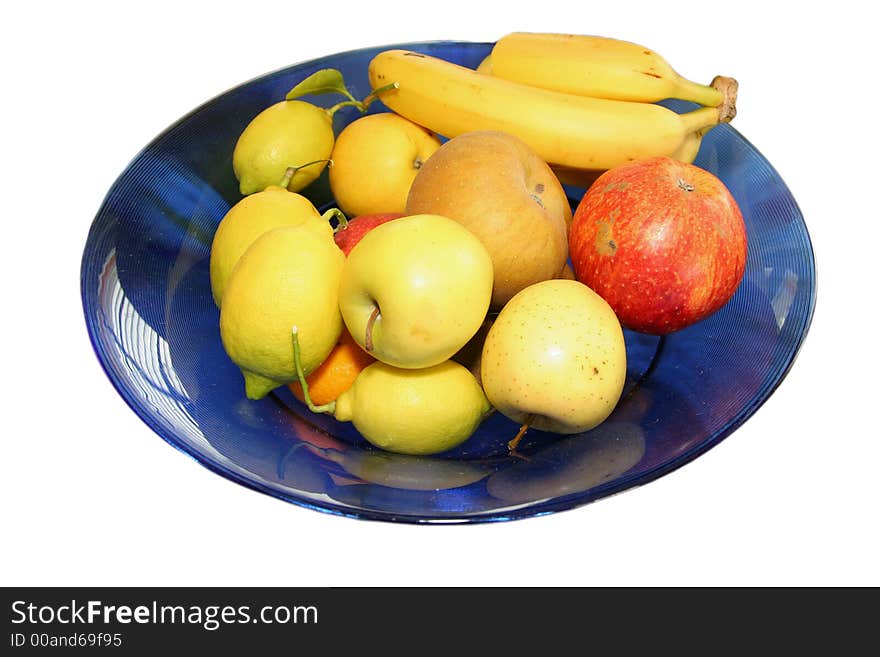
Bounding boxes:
[278,166,297,189]
[322,207,348,232]
[291,326,336,415]
[325,100,366,118]
[282,159,333,189]
[324,82,399,118]
[335,85,360,105]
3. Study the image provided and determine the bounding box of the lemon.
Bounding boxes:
[332,360,490,455]
[232,100,334,195]
[209,186,331,307]
[220,225,344,400]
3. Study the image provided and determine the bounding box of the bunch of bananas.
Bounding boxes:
[368,32,738,186]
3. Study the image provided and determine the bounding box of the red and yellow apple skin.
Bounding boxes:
[333,213,405,256]
[569,156,747,335]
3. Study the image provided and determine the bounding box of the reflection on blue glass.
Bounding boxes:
[81,41,816,523]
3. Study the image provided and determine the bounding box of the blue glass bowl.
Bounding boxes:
[80,41,816,523]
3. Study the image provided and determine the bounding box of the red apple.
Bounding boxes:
[569,157,747,335]
[333,213,404,256]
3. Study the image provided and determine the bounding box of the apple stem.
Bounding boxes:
[322,207,349,233]
[507,415,534,454]
[291,326,336,415]
[364,306,380,352]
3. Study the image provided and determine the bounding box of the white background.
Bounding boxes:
[3,1,877,587]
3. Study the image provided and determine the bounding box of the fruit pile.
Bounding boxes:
[210,32,748,456]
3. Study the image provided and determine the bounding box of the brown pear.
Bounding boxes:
[406,130,572,308]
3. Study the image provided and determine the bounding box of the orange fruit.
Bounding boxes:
[290,328,375,406]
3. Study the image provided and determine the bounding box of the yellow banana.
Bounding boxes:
[551,127,708,188]
[368,49,732,173]
[670,126,712,163]
[488,32,735,109]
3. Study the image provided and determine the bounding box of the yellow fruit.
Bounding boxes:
[220,226,344,400]
[480,279,627,435]
[405,130,571,308]
[669,127,710,163]
[368,49,734,173]
[289,329,374,406]
[232,100,334,195]
[332,360,490,455]
[337,214,494,369]
[209,185,332,307]
[329,112,441,216]
[488,32,730,106]
[551,127,709,188]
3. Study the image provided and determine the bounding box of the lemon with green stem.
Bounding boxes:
[210,166,345,307]
[232,68,398,195]
[220,226,345,400]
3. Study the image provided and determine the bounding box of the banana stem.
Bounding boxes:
[291,326,336,415]
[673,75,725,108]
[670,128,706,163]
[678,106,724,135]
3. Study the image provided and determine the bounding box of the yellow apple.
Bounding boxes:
[338,214,493,369]
[406,130,572,308]
[329,112,441,216]
[480,279,627,434]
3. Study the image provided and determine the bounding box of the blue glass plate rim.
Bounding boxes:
[80,40,817,524]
